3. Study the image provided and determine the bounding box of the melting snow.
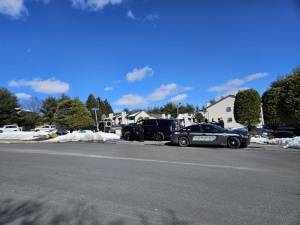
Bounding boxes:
[0,131,49,140]
[45,130,120,143]
[251,136,300,149]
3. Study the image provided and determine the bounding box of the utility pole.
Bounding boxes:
[177,102,181,128]
[92,108,100,132]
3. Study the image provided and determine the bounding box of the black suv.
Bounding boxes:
[122,119,176,141]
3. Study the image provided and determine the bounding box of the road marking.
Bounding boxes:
[0,148,269,172]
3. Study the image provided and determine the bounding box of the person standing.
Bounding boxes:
[218,117,225,128]
[136,124,145,142]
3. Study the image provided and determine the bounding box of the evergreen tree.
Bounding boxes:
[103,99,113,115]
[277,68,300,128]
[147,106,161,114]
[123,108,130,114]
[18,111,41,131]
[262,88,281,129]
[179,104,195,114]
[0,88,19,126]
[86,94,100,123]
[97,98,113,117]
[161,103,177,118]
[40,97,58,124]
[234,89,261,130]
[194,112,205,122]
[86,94,98,110]
[54,98,94,130]
[58,94,71,103]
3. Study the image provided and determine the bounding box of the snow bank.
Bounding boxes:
[45,130,120,143]
[251,136,300,149]
[0,131,49,140]
[250,137,268,144]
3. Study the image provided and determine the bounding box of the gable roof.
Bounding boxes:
[204,95,235,110]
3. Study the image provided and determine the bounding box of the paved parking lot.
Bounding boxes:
[0,142,299,225]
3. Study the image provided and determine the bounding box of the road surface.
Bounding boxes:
[0,142,299,225]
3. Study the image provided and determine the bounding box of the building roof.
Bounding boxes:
[127,111,145,118]
[204,95,235,110]
[149,113,162,119]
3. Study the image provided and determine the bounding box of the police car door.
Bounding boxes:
[188,125,203,145]
[195,124,219,145]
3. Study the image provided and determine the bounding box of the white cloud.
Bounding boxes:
[180,86,194,91]
[148,83,178,101]
[70,0,123,11]
[245,72,269,81]
[126,66,154,82]
[126,9,135,20]
[0,0,50,18]
[145,13,160,21]
[170,94,188,102]
[9,78,70,94]
[115,94,146,107]
[115,83,193,107]
[15,92,32,100]
[208,79,244,93]
[208,72,269,95]
[104,86,113,91]
[0,0,27,18]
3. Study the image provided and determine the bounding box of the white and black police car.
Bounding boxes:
[170,123,250,148]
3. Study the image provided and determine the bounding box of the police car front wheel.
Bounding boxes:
[227,137,241,148]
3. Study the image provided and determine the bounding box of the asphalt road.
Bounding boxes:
[0,142,299,225]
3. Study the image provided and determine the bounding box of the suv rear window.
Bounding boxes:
[143,120,157,126]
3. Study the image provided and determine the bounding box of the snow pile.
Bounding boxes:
[250,136,268,144]
[268,137,300,149]
[45,130,120,143]
[251,136,300,149]
[0,131,49,140]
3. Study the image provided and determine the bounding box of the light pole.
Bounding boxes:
[91,107,100,132]
[177,102,181,128]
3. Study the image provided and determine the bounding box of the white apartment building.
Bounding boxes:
[202,95,264,129]
[106,111,171,125]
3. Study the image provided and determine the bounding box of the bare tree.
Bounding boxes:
[25,97,42,114]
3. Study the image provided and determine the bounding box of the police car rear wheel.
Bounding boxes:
[178,136,189,147]
[227,137,241,148]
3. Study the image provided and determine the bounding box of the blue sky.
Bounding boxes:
[0,0,299,111]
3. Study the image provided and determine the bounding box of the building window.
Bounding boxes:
[226,107,231,112]
[227,117,233,123]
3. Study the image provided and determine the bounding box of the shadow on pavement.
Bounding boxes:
[0,198,192,225]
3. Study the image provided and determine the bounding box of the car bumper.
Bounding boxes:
[240,136,250,146]
[170,134,180,144]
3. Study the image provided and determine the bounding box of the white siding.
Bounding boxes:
[204,96,241,128]
[203,96,264,129]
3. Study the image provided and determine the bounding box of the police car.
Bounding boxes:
[170,123,250,148]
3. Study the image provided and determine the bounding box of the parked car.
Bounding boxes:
[99,119,112,133]
[109,125,124,133]
[55,130,69,136]
[122,119,177,141]
[273,127,296,138]
[34,124,56,132]
[170,123,250,148]
[0,124,21,132]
